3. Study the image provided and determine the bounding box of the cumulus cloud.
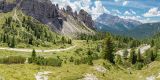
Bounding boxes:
[130,9,136,15]
[124,11,132,15]
[51,0,109,20]
[91,1,110,19]
[111,9,121,16]
[143,7,160,17]
[112,9,121,14]
[123,1,129,6]
[51,0,90,12]
[120,15,141,21]
[120,15,158,23]
[124,10,136,16]
[114,0,119,2]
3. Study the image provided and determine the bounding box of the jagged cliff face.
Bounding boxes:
[20,0,62,32]
[0,0,19,12]
[0,0,95,36]
[78,9,94,29]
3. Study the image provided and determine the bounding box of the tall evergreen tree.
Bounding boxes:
[103,35,115,64]
[129,49,137,64]
[32,49,36,58]
[10,36,16,48]
[137,49,142,62]
[151,40,155,47]
[61,36,65,44]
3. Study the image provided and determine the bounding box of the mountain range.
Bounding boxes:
[95,13,160,39]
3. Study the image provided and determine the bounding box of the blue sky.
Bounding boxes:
[51,0,160,23]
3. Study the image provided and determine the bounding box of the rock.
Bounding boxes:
[82,73,98,80]
[146,75,155,80]
[20,0,63,32]
[66,5,73,16]
[73,11,78,19]
[137,44,151,54]
[78,9,94,29]
[94,66,107,73]
[0,0,19,12]
[35,71,52,80]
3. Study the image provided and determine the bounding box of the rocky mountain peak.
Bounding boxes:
[0,0,95,35]
[78,9,94,29]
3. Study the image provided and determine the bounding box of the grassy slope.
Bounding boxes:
[0,9,73,49]
[1,60,160,80]
[0,40,160,80]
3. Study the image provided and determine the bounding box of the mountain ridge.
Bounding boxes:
[95,13,160,39]
[0,0,95,37]
[95,13,142,32]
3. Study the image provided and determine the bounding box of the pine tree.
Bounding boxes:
[68,39,72,44]
[32,49,36,58]
[103,36,115,64]
[137,49,142,62]
[61,36,65,44]
[150,50,155,61]
[115,55,122,64]
[151,40,155,47]
[129,49,137,64]
[10,36,16,48]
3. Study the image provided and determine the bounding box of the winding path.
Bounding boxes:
[0,45,76,53]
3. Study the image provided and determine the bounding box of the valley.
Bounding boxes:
[0,40,159,80]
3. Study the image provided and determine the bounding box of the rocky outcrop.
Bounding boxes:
[20,0,63,31]
[78,9,94,29]
[66,5,73,16]
[0,0,19,12]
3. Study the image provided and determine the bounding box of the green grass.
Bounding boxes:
[0,59,160,80]
[0,40,160,80]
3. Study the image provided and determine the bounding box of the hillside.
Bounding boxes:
[126,22,160,39]
[0,9,72,48]
[0,0,95,37]
[0,0,96,48]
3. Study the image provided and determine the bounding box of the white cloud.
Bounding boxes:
[111,9,121,16]
[143,7,160,17]
[124,11,132,15]
[51,0,109,20]
[51,0,91,12]
[130,9,136,15]
[120,15,141,21]
[112,9,121,14]
[139,18,160,23]
[124,10,136,16]
[91,1,110,20]
[123,1,129,6]
[120,15,159,23]
[114,0,119,2]
[115,0,126,2]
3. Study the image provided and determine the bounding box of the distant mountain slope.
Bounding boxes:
[95,13,141,33]
[126,22,160,39]
[95,13,160,39]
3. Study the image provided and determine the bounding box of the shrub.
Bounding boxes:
[0,56,26,64]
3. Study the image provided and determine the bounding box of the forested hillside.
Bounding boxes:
[0,10,71,48]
